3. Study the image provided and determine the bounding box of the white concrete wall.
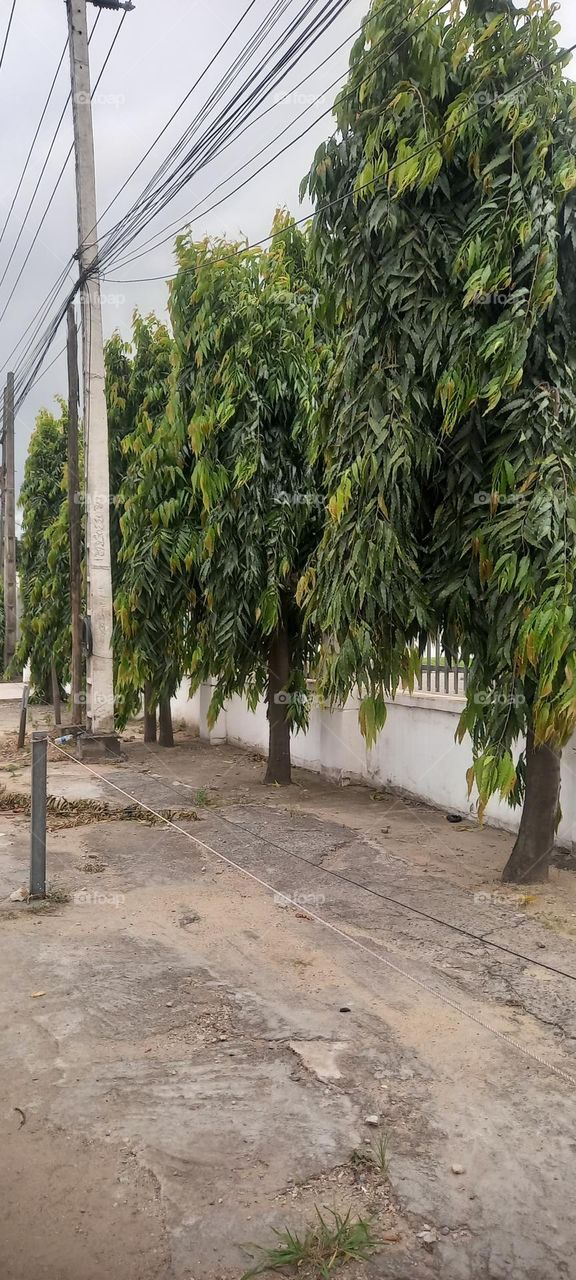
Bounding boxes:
[171,681,576,848]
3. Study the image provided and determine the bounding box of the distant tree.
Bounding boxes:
[17,403,70,699]
[105,331,134,589]
[168,213,326,783]
[301,0,576,878]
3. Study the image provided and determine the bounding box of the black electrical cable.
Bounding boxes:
[15,25,576,403]
[0,40,69,251]
[116,752,576,986]
[0,0,16,74]
[4,0,439,386]
[3,263,73,384]
[215,808,576,984]
[97,0,349,274]
[0,10,101,298]
[8,0,305,380]
[90,0,263,244]
[12,0,348,387]
[2,8,126,355]
[17,342,66,398]
[105,0,443,274]
[105,35,576,285]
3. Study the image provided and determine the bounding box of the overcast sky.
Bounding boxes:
[1,0,575,506]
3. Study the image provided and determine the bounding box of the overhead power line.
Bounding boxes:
[0,40,69,252]
[105,0,444,275]
[0,11,101,302]
[14,20,576,407]
[92,0,351,281]
[7,0,308,387]
[12,0,350,393]
[18,342,66,399]
[93,0,264,241]
[103,34,576,285]
[7,0,417,387]
[0,3,126,386]
[0,7,126,348]
[0,0,17,74]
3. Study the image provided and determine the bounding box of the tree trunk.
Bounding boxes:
[50,659,61,727]
[502,730,561,883]
[264,621,291,786]
[158,693,174,748]
[143,683,157,744]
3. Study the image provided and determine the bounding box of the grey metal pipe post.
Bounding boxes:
[30,732,48,899]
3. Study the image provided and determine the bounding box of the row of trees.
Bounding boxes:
[18,0,576,881]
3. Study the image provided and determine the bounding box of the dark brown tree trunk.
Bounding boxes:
[264,621,291,786]
[502,730,561,883]
[158,693,174,748]
[143,683,157,744]
[51,659,61,727]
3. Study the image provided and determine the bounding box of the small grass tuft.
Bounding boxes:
[193,788,210,807]
[370,1132,390,1176]
[350,1132,390,1179]
[240,1207,379,1279]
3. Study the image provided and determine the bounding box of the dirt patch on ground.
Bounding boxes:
[2,724,576,1279]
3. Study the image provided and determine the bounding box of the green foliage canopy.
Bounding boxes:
[302,0,576,812]
[112,312,186,722]
[167,212,327,728]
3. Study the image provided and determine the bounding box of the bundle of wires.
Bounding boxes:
[11,0,353,406]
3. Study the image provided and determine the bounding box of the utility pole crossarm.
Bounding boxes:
[88,1,135,10]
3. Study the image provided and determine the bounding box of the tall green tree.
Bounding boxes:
[168,213,326,783]
[17,402,70,699]
[112,313,185,744]
[302,0,576,877]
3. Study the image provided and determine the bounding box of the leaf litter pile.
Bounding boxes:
[0,786,198,830]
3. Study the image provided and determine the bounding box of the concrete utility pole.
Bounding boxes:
[66,304,84,724]
[66,0,122,738]
[3,372,17,675]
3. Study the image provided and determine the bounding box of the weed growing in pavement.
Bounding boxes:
[240,1207,379,1278]
[370,1133,390,1177]
[351,1132,390,1178]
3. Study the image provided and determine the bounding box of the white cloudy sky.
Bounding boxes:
[1,0,575,502]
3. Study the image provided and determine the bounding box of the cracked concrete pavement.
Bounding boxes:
[1,731,576,1278]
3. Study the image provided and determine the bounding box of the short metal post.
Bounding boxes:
[30,732,48,899]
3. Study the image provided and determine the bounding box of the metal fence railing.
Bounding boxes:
[416,636,469,696]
